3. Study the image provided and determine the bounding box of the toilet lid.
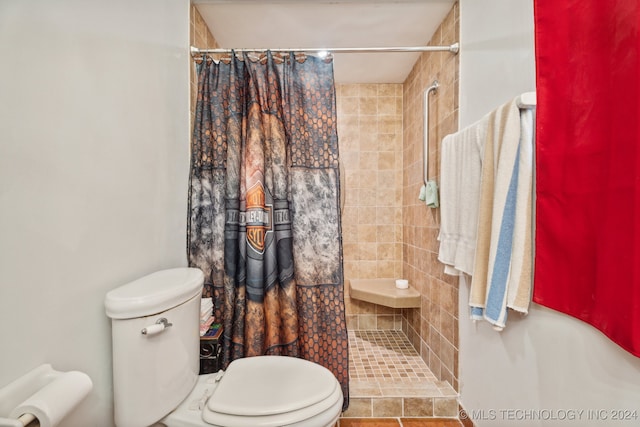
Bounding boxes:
[205,356,338,417]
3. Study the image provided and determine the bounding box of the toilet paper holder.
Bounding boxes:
[0,364,92,427]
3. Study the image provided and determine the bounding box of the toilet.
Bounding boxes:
[105,268,343,427]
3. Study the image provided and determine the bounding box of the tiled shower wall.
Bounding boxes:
[402,3,460,389]
[190,5,219,120]
[336,84,405,331]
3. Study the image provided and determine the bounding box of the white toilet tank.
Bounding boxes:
[105,268,204,427]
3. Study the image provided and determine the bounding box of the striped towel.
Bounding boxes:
[469,99,522,327]
[506,108,534,313]
[482,107,535,327]
[483,141,520,329]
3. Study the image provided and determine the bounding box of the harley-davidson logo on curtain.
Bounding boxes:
[245,180,272,254]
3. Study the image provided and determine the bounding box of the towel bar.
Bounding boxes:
[423,81,439,184]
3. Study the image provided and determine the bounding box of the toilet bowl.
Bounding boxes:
[105,268,343,427]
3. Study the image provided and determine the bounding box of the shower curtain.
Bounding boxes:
[188,51,349,407]
[534,1,640,356]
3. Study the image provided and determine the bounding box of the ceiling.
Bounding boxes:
[194,0,456,84]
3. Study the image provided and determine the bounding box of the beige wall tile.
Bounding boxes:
[404,397,434,417]
[341,85,360,97]
[372,398,403,417]
[352,299,377,315]
[337,83,404,298]
[360,243,378,261]
[433,397,459,417]
[359,96,378,115]
[342,398,372,417]
[346,315,359,330]
[376,261,395,278]
[378,84,396,97]
[359,84,378,96]
[377,98,397,115]
[377,315,396,330]
[377,243,396,260]
[359,314,377,330]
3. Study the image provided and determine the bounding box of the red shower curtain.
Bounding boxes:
[534,1,640,356]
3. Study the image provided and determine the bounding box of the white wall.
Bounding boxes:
[0,1,189,425]
[458,1,640,426]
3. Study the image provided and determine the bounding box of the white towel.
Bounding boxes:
[438,115,489,276]
[200,307,213,321]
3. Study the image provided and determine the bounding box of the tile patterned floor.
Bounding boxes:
[344,330,459,419]
[349,330,437,382]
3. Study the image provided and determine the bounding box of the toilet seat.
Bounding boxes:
[204,356,342,427]
[163,356,343,427]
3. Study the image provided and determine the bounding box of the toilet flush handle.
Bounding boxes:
[141,318,173,336]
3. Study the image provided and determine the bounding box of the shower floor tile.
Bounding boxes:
[348,330,456,399]
[349,330,436,383]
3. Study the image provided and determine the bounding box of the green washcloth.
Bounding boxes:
[418,184,426,201]
[425,180,439,208]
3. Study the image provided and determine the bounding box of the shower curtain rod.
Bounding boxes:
[190,43,459,55]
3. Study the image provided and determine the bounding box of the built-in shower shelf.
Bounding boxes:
[348,279,421,308]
